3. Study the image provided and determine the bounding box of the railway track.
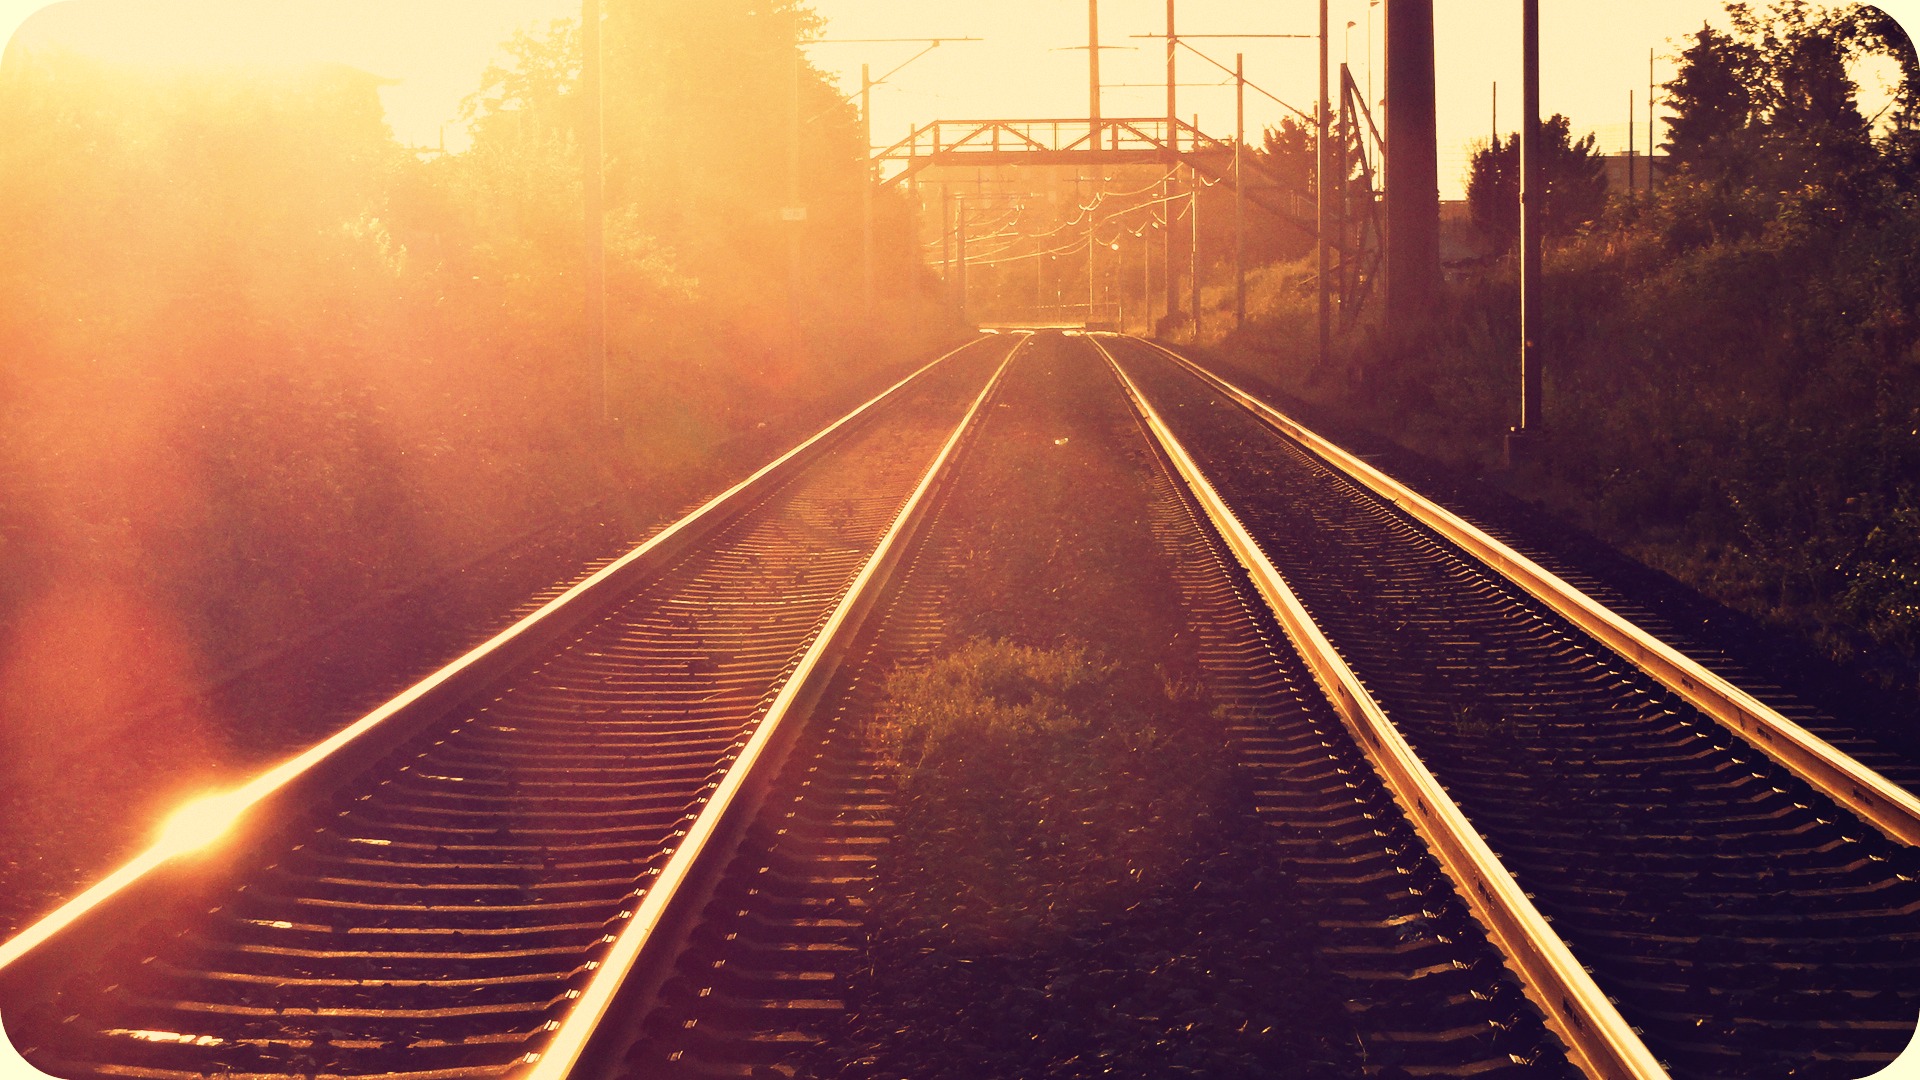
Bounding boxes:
[5,327,1915,1080]
[1098,333,1920,1079]
[607,332,1579,1079]
[0,334,1017,1079]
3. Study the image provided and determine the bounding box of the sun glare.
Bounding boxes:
[153,791,249,859]
[8,0,333,71]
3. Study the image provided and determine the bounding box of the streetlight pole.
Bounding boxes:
[1368,0,1378,112]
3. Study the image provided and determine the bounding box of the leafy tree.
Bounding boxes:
[1734,1,1876,181]
[1464,115,1608,249]
[1663,24,1758,174]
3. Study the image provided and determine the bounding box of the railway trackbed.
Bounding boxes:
[613,331,1578,1080]
[2,329,1915,1080]
[1097,333,1920,1079]
[0,334,1018,1079]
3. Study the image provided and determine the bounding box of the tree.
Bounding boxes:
[1465,115,1608,250]
[1663,24,1758,175]
[1664,3,1909,190]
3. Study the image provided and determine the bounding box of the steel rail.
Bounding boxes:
[1090,335,1667,1080]
[0,335,993,983]
[1132,337,1920,850]
[523,339,1020,1079]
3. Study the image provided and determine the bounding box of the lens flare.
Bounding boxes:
[153,791,249,858]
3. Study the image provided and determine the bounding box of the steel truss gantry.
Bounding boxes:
[875,117,1316,235]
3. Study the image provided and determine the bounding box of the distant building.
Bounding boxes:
[1598,152,1672,200]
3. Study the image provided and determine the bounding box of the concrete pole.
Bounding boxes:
[861,65,875,318]
[1384,0,1439,329]
[1338,62,1352,322]
[1163,158,1178,329]
[958,202,970,326]
[582,0,608,422]
[1089,0,1103,154]
[1088,191,1099,325]
[1628,89,1636,204]
[1519,0,1542,433]
[1142,229,1152,333]
[787,16,804,360]
[1235,52,1247,332]
[942,187,954,311]
[1166,0,1177,153]
[1037,245,1046,322]
[1318,0,1331,367]
[1189,162,1201,341]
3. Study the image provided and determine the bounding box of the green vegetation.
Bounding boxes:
[1211,1,1920,693]
[1466,115,1610,245]
[849,638,1353,1078]
[0,2,950,777]
[877,639,1228,940]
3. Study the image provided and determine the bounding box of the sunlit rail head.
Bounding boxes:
[153,791,250,860]
[0,791,253,976]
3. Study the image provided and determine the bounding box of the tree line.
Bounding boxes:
[0,1,949,773]
[1218,0,1920,694]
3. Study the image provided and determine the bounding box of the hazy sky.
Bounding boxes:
[3,1,1914,198]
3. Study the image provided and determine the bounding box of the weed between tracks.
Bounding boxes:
[815,336,1360,1079]
[877,639,1227,948]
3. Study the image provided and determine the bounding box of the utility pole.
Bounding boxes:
[786,14,805,361]
[1189,160,1201,342]
[1649,48,1657,195]
[1516,0,1543,445]
[1163,1,1179,332]
[1317,0,1331,370]
[1037,246,1047,323]
[1089,0,1103,155]
[1338,62,1352,323]
[1166,0,1177,153]
[1235,52,1247,332]
[861,64,875,318]
[958,202,970,326]
[1384,0,1440,331]
[1143,228,1153,334]
[942,187,954,311]
[1627,90,1636,204]
[582,0,608,423]
[1164,172,1178,331]
[1088,186,1100,326]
